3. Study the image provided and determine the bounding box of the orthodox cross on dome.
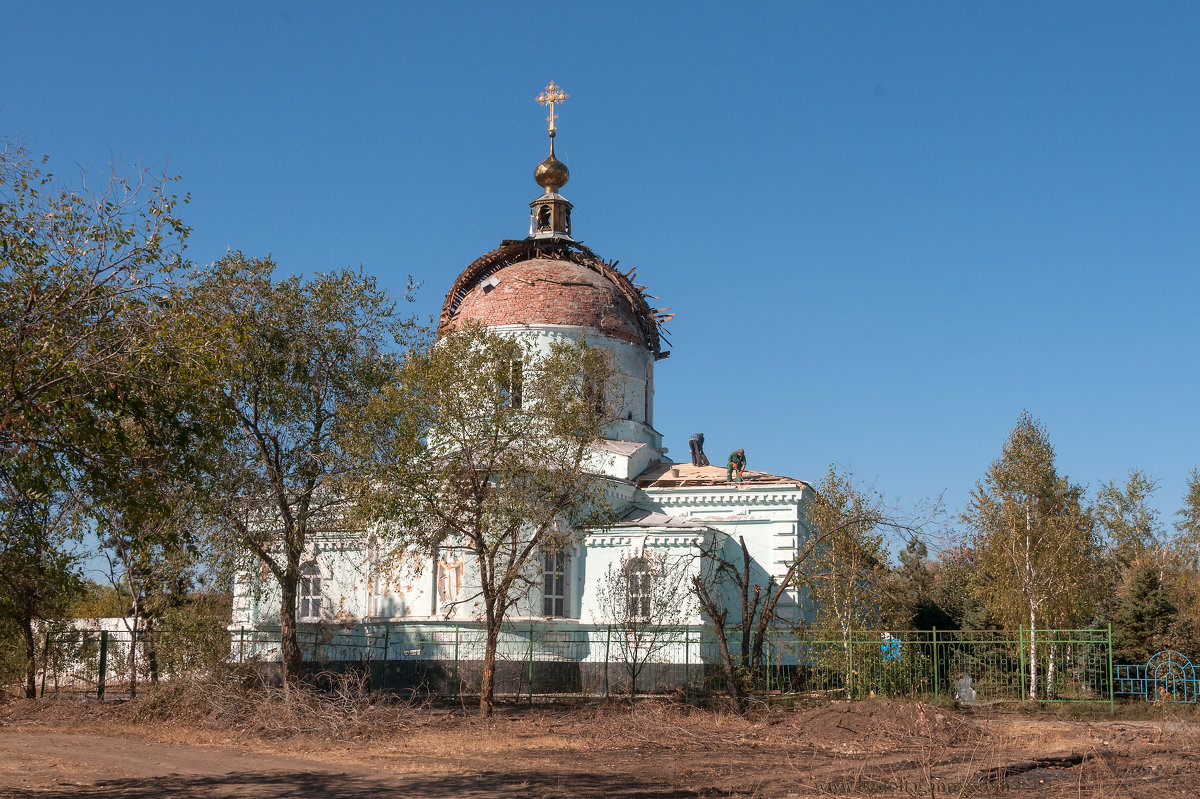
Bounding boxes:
[529,81,573,240]
[536,81,568,137]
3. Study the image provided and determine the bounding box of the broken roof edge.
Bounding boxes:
[609,506,708,529]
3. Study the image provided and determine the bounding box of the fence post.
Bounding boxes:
[683,628,689,702]
[765,631,771,698]
[40,630,51,698]
[379,622,390,693]
[932,628,939,703]
[97,630,109,701]
[238,626,245,663]
[528,621,534,705]
[1106,624,1114,714]
[604,625,611,699]
[454,623,460,700]
[847,633,855,700]
[1018,626,1026,704]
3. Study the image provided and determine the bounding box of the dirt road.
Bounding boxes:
[0,727,709,798]
[1,699,1198,798]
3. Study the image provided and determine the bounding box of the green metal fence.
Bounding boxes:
[13,623,1111,706]
[227,624,1112,706]
[756,628,1112,706]
[4,623,232,700]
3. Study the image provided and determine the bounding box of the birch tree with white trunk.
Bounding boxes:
[963,411,1099,699]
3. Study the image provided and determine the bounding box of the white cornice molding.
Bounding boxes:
[646,489,804,507]
[586,532,708,549]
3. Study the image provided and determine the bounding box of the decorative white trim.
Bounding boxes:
[646,489,805,507]
[482,323,650,354]
[587,533,707,549]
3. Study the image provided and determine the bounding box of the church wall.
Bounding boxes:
[576,529,710,626]
[239,536,374,628]
[483,323,661,449]
[232,488,812,636]
[641,484,816,626]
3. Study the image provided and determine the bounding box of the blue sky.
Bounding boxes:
[5,2,1198,551]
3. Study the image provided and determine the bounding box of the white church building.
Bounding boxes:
[230,87,818,692]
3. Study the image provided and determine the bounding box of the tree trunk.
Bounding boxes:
[738,537,752,666]
[691,575,742,710]
[1027,609,1038,701]
[1046,642,1057,700]
[128,596,140,699]
[480,621,500,717]
[1024,504,1038,700]
[625,625,642,699]
[145,620,159,686]
[20,617,37,699]
[280,578,303,684]
[711,622,743,710]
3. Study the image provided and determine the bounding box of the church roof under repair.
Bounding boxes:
[438,237,671,357]
[635,462,811,490]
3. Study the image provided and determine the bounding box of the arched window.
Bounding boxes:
[298,560,322,620]
[537,204,551,231]
[543,550,569,617]
[626,557,651,620]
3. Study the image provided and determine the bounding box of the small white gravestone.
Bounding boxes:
[953,669,977,703]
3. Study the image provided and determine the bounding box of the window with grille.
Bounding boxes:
[626,558,651,620]
[495,350,523,410]
[505,355,522,409]
[543,551,568,617]
[584,373,605,417]
[298,560,322,619]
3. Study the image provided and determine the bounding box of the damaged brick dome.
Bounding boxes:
[438,238,670,358]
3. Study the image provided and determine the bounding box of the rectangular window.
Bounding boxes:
[543,551,568,617]
[508,356,523,410]
[298,561,322,619]
[496,353,523,409]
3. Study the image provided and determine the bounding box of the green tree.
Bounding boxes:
[963,411,1100,699]
[1174,467,1200,571]
[803,466,890,635]
[69,580,128,618]
[690,466,912,708]
[0,462,84,697]
[351,323,615,716]
[1111,559,1177,664]
[1,138,212,695]
[885,537,955,630]
[799,467,892,694]
[1095,468,1164,571]
[1,137,190,478]
[192,254,416,684]
[926,546,995,631]
[94,488,204,696]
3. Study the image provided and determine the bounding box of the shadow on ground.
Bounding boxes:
[1,770,705,799]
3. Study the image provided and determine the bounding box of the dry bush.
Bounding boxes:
[128,664,430,740]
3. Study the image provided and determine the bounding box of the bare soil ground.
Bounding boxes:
[1,696,1198,798]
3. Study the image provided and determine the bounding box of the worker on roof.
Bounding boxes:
[688,432,709,466]
[726,448,746,483]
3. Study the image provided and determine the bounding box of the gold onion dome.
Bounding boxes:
[535,145,569,192]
